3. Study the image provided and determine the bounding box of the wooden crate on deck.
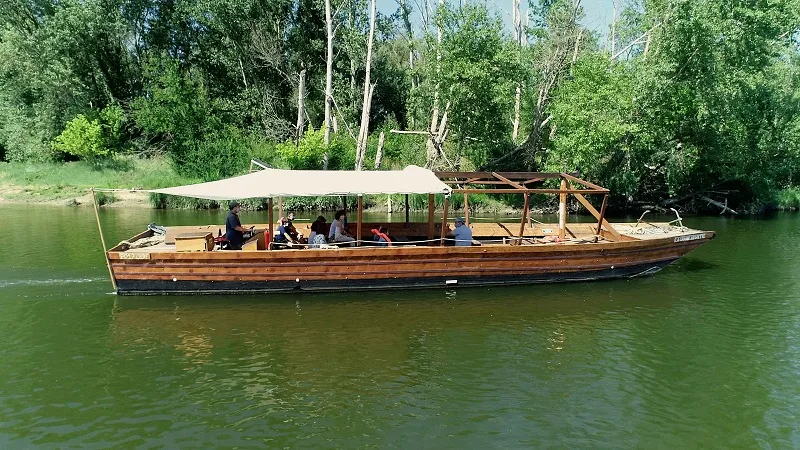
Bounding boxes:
[175,232,214,252]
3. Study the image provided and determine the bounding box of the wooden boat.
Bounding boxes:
[95,166,714,295]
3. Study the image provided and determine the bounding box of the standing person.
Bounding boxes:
[448,217,473,247]
[328,210,355,245]
[225,202,251,250]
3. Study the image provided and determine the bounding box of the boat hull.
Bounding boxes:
[110,234,712,295]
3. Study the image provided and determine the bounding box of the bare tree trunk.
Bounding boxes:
[323,0,335,164]
[511,0,523,143]
[426,0,444,166]
[610,0,618,55]
[356,0,377,171]
[374,131,385,169]
[400,0,416,129]
[295,69,306,145]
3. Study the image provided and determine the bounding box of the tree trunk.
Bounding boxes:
[610,0,618,55]
[511,0,523,143]
[426,0,444,166]
[399,0,416,129]
[374,131,385,169]
[356,0,377,171]
[323,0,334,159]
[295,69,306,146]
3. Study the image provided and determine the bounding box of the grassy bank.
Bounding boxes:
[0,157,194,206]
[0,157,522,212]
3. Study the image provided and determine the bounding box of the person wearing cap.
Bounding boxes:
[225,201,251,250]
[449,217,473,246]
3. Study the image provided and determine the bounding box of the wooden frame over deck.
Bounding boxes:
[435,171,620,242]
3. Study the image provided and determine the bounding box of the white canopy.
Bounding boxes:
[149,165,452,200]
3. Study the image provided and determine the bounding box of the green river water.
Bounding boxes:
[0,205,798,448]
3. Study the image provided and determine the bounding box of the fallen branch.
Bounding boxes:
[699,195,738,215]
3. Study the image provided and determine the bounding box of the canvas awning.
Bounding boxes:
[148,165,452,200]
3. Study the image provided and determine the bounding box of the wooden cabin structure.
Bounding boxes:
[95,165,714,295]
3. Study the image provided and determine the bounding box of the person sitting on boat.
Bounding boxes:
[285,212,305,243]
[309,216,327,242]
[308,221,328,248]
[449,217,473,246]
[371,226,392,247]
[273,216,298,248]
[328,210,355,245]
[225,201,253,250]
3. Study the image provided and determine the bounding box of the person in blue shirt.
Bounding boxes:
[449,217,473,246]
[225,202,251,250]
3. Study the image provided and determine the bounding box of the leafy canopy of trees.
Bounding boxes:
[0,0,798,208]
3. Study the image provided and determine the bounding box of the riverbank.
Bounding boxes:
[2,158,798,213]
[0,158,524,213]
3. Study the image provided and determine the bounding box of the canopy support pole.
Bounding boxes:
[517,193,529,245]
[357,195,363,247]
[464,193,470,226]
[596,194,608,237]
[278,196,283,219]
[559,178,567,240]
[405,194,410,226]
[268,198,274,250]
[91,189,116,291]
[440,196,449,246]
[427,194,435,241]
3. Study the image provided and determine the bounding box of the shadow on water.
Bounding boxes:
[663,257,718,273]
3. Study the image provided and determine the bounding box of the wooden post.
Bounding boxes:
[268,198,274,250]
[463,193,470,226]
[427,194,435,240]
[517,192,530,245]
[357,195,363,246]
[440,196,449,246]
[405,194,410,225]
[596,194,608,237]
[92,189,116,291]
[278,196,283,219]
[559,178,567,239]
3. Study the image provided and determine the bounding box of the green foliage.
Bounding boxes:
[52,115,106,159]
[276,128,356,170]
[94,191,117,206]
[548,55,643,198]
[51,105,127,160]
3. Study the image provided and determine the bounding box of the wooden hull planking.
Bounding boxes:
[109,229,713,295]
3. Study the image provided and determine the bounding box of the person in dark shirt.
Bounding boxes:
[273,216,298,248]
[225,202,250,250]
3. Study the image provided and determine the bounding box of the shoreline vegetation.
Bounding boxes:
[1,157,798,214]
[1,1,798,216]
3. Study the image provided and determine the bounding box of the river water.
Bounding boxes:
[0,205,798,448]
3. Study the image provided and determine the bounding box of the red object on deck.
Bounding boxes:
[264,230,271,246]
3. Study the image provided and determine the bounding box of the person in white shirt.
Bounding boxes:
[328,209,355,245]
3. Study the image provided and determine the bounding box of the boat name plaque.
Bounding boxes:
[119,252,151,260]
[674,233,706,243]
